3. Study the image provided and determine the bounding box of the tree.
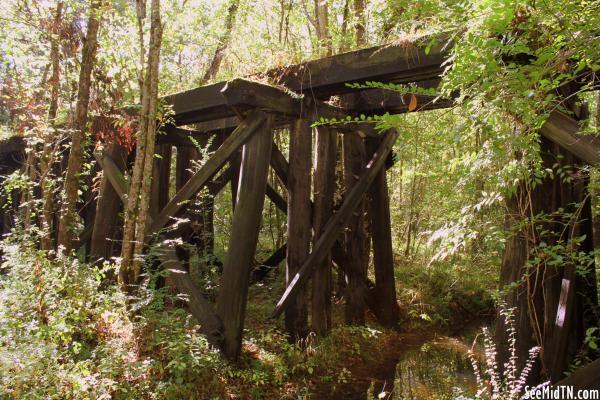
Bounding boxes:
[201,0,240,84]
[40,1,64,251]
[56,0,105,251]
[120,0,163,291]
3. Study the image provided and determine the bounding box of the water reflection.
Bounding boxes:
[315,327,483,400]
[378,336,478,399]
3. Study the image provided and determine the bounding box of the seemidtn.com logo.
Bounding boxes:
[523,385,600,400]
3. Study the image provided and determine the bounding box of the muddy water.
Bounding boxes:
[312,325,484,399]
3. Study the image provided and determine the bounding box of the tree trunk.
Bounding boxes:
[120,0,163,290]
[201,0,240,84]
[314,0,332,56]
[354,0,366,46]
[40,1,63,251]
[57,0,104,252]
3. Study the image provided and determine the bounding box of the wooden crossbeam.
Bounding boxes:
[221,78,347,120]
[270,142,289,189]
[251,243,288,282]
[156,242,223,347]
[266,184,287,213]
[540,110,600,165]
[271,128,399,318]
[149,110,266,234]
[94,152,128,202]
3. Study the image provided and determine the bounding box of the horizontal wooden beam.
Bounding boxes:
[163,37,449,125]
[271,128,399,318]
[540,110,600,166]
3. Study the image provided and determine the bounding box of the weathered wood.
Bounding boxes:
[94,152,128,202]
[156,241,223,347]
[251,243,287,282]
[270,142,289,189]
[557,358,600,389]
[150,144,172,217]
[90,144,127,261]
[366,136,400,327]
[149,111,266,234]
[311,126,336,334]
[217,112,274,359]
[222,78,347,120]
[343,131,369,325]
[163,38,448,125]
[272,129,398,318]
[266,184,287,214]
[175,146,198,191]
[540,111,600,166]
[285,118,312,338]
[229,150,241,210]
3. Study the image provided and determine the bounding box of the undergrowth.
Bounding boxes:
[0,242,388,399]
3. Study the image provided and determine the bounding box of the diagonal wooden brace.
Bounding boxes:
[271,128,399,318]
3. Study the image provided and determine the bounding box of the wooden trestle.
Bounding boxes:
[1,39,598,371]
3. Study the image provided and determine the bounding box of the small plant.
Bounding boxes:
[459,307,540,400]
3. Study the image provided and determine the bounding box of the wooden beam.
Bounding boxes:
[272,128,399,318]
[150,144,172,218]
[149,111,266,234]
[217,112,274,360]
[94,152,128,202]
[285,118,312,338]
[162,38,448,125]
[156,241,223,347]
[311,126,336,334]
[366,136,400,327]
[251,243,287,282]
[266,184,287,214]
[540,110,600,166]
[557,358,600,389]
[343,131,369,325]
[270,142,289,189]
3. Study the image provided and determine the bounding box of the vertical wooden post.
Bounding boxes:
[217,112,273,359]
[311,126,336,335]
[175,146,198,191]
[150,144,172,218]
[285,119,312,339]
[229,149,242,210]
[90,143,127,261]
[343,131,368,325]
[366,136,400,327]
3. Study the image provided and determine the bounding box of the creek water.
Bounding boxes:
[312,324,485,399]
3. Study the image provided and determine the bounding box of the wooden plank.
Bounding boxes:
[150,144,172,217]
[540,110,600,166]
[366,136,400,327]
[266,184,287,214]
[251,243,287,282]
[216,112,274,359]
[311,126,336,334]
[94,152,128,202]
[149,111,266,234]
[156,241,224,347]
[343,131,369,325]
[557,358,600,389]
[162,37,448,125]
[272,128,399,318]
[285,118,312,338]
[270,142,289,189]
